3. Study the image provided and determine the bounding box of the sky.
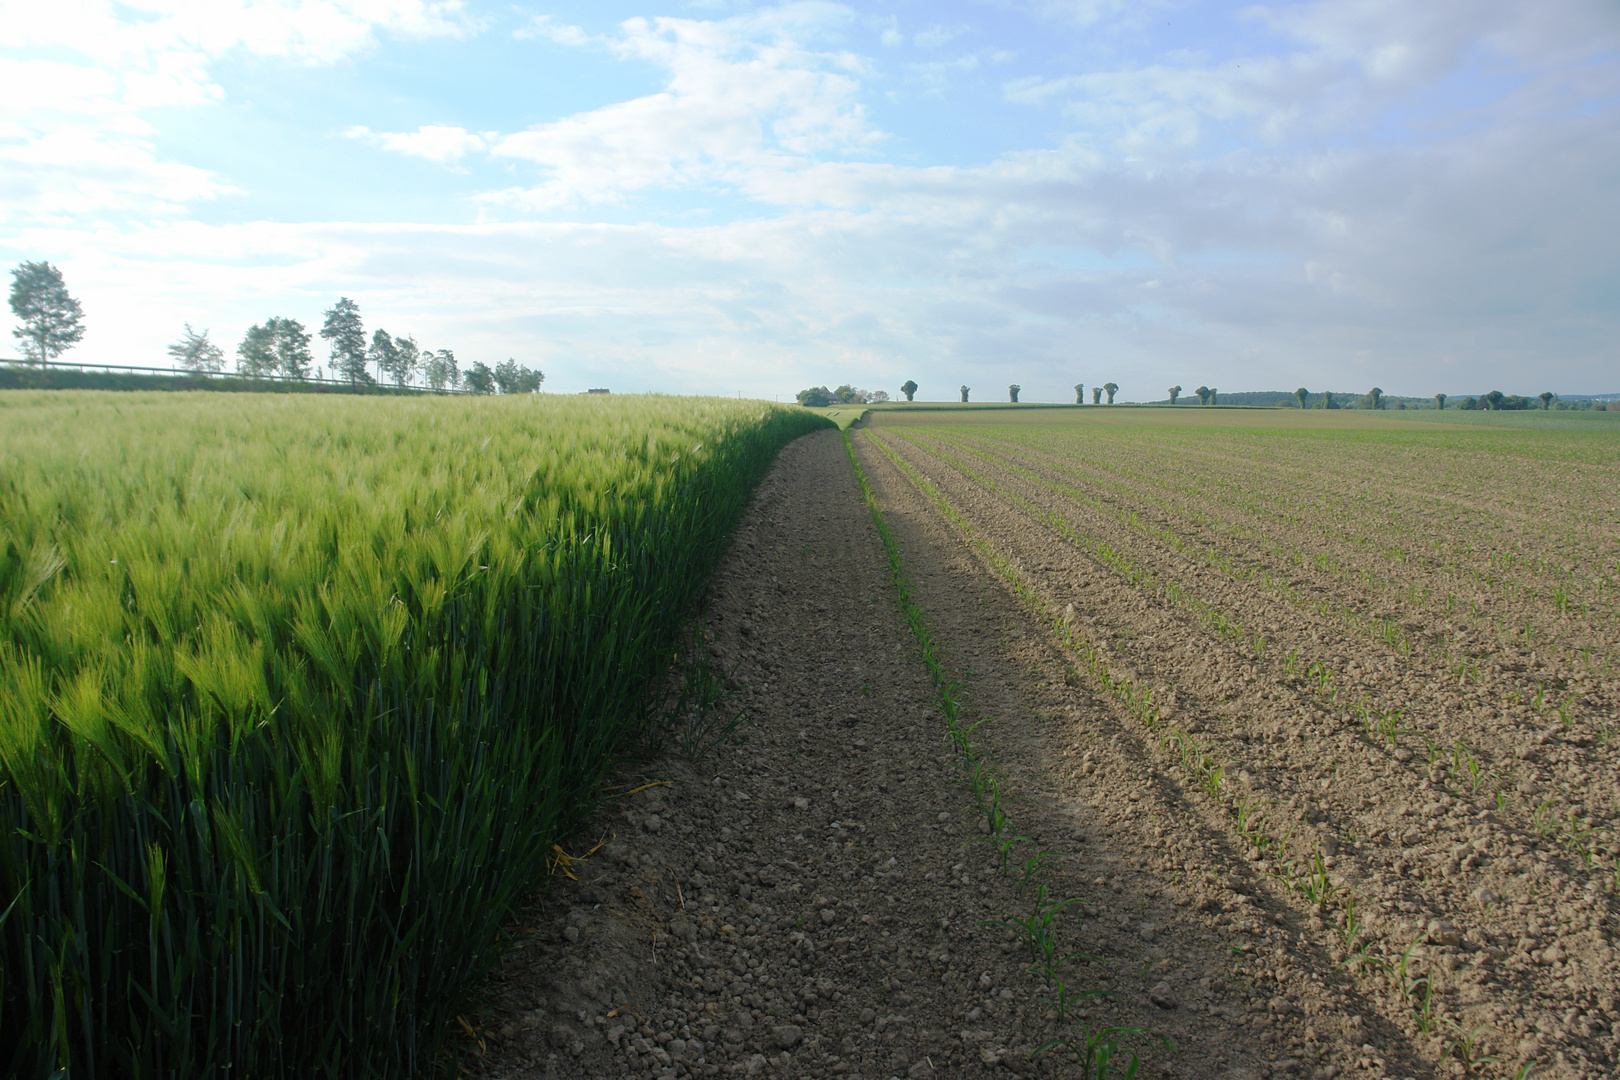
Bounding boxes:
[2,1,1617,401]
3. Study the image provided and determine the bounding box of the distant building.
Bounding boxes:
[586,388,611,395]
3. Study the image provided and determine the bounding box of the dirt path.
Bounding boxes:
[466,427,1443,1080]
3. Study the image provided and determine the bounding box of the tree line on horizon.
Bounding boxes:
[797,379,1600,411]
[7,261,542,395]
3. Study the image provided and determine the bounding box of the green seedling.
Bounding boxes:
[1393,939,1427,1006]
[983,884,1079,964]
[1036,970,1109,1023]
[1557,694,1577,728]
[1532,802,1557,838]
[1298,851,1342,907]
[1282,650,1299,678]
[1035,1023,1174,1080]
[1337,894,1362,950]
[1441,1020,1500,1074]
[1016,851,1061,894]
[1412,979,1436,1033]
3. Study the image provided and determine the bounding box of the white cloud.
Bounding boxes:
[0,0,476,226]
[483,3,880,208]
[347,124,488,163]
[513,14,589,46]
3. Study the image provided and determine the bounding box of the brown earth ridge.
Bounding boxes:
[465,421,1618,1080]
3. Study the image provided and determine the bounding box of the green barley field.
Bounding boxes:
[0,391,828,1079]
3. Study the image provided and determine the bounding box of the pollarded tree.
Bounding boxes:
[1366,386,1384,410]
[321,297,370,383]
[1168,385,1181,405]
[1209,387,1218,405]
[901,379,918,402]
[1008,384,1021,403]
[1316,390,1336,409]
[1104,381,1119,404]
[960,385,970,403]
[168,323,224,372]
[1482,390,1505,411]
[1434,393,1447,411]
[1540,391,1555,410]
[8,260,85,365]
[1294,387,1309,409]
[1195,385,1211,405]
[1092,386,1101,404]
[1075,383,1084,404]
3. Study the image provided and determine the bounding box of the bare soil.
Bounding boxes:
[464,420,1618,1080]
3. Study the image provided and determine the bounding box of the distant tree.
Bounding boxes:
[237,322,278,376]
[1092,386,1102,405]
[463,361,496,395]
[1315,390,1337,409]
[168,324,224,372]
[1195,385,1211,405]
[1209,387,1218,405]
[367,329,401,384]
[389,334,421,386]
[320,297,370,383]
[1433,392,1446,411]
[8,260,85,365]
[1169,385,1181,405]
[1539,391,1555,410]
[1458,395,1478,411]
[272,318,313,379]
[1075,382,1084,404]
[493,357,544,394]
[1365,386,1384,410]
[423,349,459,391]
[1500,394,1532,410]
[960,385,970,403]
[869,390,890,402]
[1482,390,1505,411]
[797,385,832,407]
[1104,381,1119,405]
[832,384,864,405]
[901,379,918,402]
[1294,387,1309,409]
[1008,384,1021,403]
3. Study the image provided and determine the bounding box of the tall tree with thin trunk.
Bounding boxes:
[1075,383,1084,404]
[1539,391,1555,410]
[1295,387,1309,409]
[8,260,85,365]
[368,329,402,384]
[1209,387,1218,405]
[1103,381,1119,404]
[901,379,918,402]
[1168,385,1181,404]
[960,385,970,403]
[1434,393,1446,411]
[1092,386,1102,404]
[1195,385,1211,405]
[1008,384,1020,403]
[272,318,312,379]
[321,297,370,383]
[237,322,278,375]
[168,324,224,372]
[1366,386,1384,410]
[391,335,421,386]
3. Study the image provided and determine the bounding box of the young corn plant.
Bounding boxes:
[1035,1024,1174,1079]
[1440,1020,1500,1074]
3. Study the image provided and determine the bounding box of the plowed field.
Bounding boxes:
[471,410,1617,1080]
[857,407,1619,1078]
